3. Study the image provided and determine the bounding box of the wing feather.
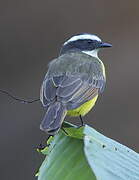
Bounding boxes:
[40,51,106,110]
[56,78,82,98]
[43,79,56,101]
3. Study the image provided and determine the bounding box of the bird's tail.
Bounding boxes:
[40,102,67,135]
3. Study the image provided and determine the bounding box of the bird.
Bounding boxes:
[40,33,112,135]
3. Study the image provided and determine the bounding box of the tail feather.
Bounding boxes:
[40,102,67,135]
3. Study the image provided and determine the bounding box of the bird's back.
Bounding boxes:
[40,51,106,134]
[46,51,105,79]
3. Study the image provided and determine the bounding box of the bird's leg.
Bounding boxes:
[79,115,85,127]
[61,127,69,135]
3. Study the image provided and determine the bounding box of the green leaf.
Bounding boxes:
[84,125,139,180]
[38,132,96,180]
[37,122,139,180]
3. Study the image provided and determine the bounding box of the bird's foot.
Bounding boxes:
[61,127,69,135]
[77,123,85,129]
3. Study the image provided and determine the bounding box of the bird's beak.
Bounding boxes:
[100,42,112,48]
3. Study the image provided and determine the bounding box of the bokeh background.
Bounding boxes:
[0,0,139,179]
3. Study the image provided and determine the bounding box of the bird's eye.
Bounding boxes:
[87,40,92,44]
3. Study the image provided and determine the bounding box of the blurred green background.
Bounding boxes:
[0,0,139,179]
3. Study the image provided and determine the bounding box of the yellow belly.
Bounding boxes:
[67,95,98,117]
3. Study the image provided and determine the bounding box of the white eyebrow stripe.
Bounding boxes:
[64,34,102,45]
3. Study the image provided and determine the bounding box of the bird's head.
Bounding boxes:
[60,33,112,57]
